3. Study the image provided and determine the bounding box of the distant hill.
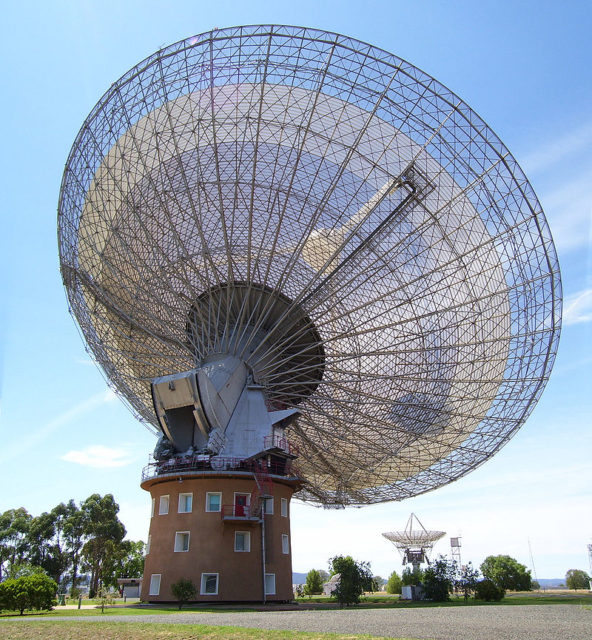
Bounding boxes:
[536,578,566,588]
[293,572,307,584]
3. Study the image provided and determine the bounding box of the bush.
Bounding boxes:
[171,578,197,609]
[0,574,57,614]
[303,569,323,596]
[329,556,373,607]
[386,570,402,594]
[474,578,505,601]
[402,566,424,585]
[455,562,480,600]
[422,556,456,602]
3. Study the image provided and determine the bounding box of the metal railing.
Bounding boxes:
[221,504,260,520]
[141,453,298,482]
[263,435,299,456]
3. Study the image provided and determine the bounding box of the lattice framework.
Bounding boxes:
[58,25,561,505]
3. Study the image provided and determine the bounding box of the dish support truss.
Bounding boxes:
[58,25,561,506]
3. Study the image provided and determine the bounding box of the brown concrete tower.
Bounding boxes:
[140,445,300,602]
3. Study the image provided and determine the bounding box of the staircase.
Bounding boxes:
[250,458,274,516]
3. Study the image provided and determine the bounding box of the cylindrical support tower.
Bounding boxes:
[141,469,298,602]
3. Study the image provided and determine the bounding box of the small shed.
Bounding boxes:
[117,578,142,598]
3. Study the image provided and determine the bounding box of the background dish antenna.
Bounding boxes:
[383,513,446,571]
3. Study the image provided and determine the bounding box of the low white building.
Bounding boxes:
[322,573,340,596]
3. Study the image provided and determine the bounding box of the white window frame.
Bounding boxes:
[174,531,190,552]
[281,533,289,555]
[149,573,161,596]
[234,531,251,552]
[281,497,288,517]
[146,534,151,555]
[263,496,274,515]
[178,492,193,513]
[200,572,219,595]
[265,573,276,595]
[206,492,222,512]
[159,495,169,515]
[151,498,155,517]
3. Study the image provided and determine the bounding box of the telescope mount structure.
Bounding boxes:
[58,25,562,602]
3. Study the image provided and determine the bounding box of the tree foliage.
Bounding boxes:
[303,568,323,595]
[474,578,505,601]
[101,540,145,591]
[171,578,197,608]
[80,494,126,597]
[385,570,402,594]
[480,555,532,591]
[401,566,424,586]
[0,573,57,614]
[0,494,142,598]
[422,556,456,602]
[565,569,590,590]
[328,555,373,606]
[455,562,480,600]
[0,508,32,581]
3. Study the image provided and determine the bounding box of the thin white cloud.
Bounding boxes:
[521,122,592,175]
[541,169,592,252]
[517,120,592,254]
[563,288,592,325]
[0,389,117,463]
[61,444,133,468]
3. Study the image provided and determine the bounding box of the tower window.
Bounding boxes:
[174,531,190,552]
[201,573,219,595]
[235,531,251,552]
[149,574,161,596]
[263,497,274,515]
[178,492,193,513]
[265,573,276,595]
[206,492,221,512]
[159,495,169,515]
[281,498,288,517]
[282,534,289,554]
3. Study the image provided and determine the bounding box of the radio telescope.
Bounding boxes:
[383,513,445,571]
[57,25,561,601]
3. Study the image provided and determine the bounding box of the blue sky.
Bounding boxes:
[1,0,590,580]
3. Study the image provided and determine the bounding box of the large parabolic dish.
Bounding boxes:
[58,25,561,506]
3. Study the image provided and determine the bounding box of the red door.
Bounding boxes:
[235,494,248,517]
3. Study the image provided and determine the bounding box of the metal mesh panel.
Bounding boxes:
[58,25,561,505]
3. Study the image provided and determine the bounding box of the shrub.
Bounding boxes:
[402,566,424,585]
[171,578,197,609]
[422,556,456,602]
[329,555,373,607]
[0,574,57,614]
[386,570,402,594]
[474,578,505,601]
[303,569,323,596]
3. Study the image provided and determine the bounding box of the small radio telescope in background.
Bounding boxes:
[58,25,562,602]
[383,513,446,571]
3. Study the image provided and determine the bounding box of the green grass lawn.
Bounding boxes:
[294,591,592,608]
[1,589,590,621]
